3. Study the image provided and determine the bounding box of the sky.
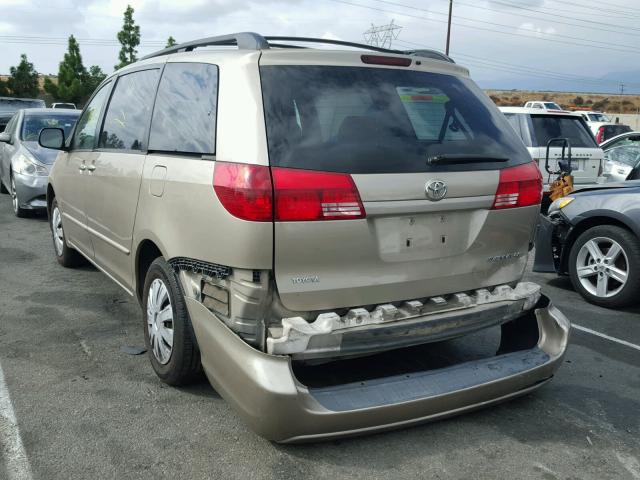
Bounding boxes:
[0,0,639,93]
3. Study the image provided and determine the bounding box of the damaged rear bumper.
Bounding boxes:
[188,292,570,443]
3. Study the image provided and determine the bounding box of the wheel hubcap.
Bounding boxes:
[576,237,629,298]
[52,207,64,256]
[147,279,174,365]
[10,177,18,213]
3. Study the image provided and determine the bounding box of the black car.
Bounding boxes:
[534,181,640,308]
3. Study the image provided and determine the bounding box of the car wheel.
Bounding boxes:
[143,257,201,385]
[568,225,640,308]
[50,197,84,267]
[0,179,8,194]
[10,174,28,218]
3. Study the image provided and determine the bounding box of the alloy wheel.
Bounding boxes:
[576,236,629,298]
[147,278,174,365]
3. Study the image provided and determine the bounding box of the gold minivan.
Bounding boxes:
[39,33,569,442]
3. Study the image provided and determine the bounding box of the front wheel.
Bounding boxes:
[568,225,640,308]
[10,174,28,218]
[143,257,201,385]
[50,198,84,267]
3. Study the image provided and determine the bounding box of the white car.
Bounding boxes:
[523,101,566,112]
[598,131,640,182]
[500,107,603,190]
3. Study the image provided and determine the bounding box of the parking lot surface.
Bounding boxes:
[1,199,639,480]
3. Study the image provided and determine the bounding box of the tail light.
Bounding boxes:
[272,168,365,221]
[213,162,273,221]
[361,55,412,67]
[596,126,605,144]
[492,162,542,210]
[213,162,365,222]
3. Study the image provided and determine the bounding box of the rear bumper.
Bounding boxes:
[188,293,569,443]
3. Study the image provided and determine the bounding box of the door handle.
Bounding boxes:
[87,164,96,172]
[78,164,86,172]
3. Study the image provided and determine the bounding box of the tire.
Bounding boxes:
[0,179,8,194]
[143,257,201,385]
[50,197,84,267]
[568,225,640,308]
[10,174,29,218]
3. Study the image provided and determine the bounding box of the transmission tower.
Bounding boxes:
[363,19,402,49]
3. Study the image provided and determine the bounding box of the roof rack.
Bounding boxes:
[140,32,454,63]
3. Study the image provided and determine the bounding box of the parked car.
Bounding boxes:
[575,110,631,142]
[0,97,46,132]
[597,131,640,183]
[39,32,569,442]
[0,108,80,217]
[523,101,565,112]
[534,181,640,308]
[51,102,77,109]
[499,107,603,192]
[577,111,611,123]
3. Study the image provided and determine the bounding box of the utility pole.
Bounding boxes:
[620,82,625,95]
[363,19,402,49]
[445,0,453,55]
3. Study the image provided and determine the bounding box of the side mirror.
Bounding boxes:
[39,128,66,150]
[0,132,10,143]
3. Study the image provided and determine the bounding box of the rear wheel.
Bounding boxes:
[10,174,28,218]
[50,198,84,267]
[568,225,640,308]
[143,257,201,385]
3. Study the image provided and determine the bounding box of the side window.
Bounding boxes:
[72,83,111,150]
[99,69,159,151]
[149,63,218,154]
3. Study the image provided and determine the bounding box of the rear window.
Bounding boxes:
[602,124,632,142]
[260,66,531,173]
[530,115,597,148]
[544,102,561,110]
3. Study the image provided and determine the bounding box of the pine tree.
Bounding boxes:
[115,5,141,70]
[165,36,177,48]
[44,35,87,104]
[7,54,39,98]
[86,65,107,95]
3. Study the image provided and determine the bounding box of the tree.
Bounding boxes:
[44,35,87,104]
[0,79,9,96]
[7,54,39,98]
[115,5,141,70]
[165,36,177,48]
[85,65,107,95]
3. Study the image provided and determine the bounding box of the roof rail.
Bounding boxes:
[140,32,454,63]
[140,32,270,61]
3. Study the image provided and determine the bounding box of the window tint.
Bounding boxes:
[503,113,522,137]
[260,66,531,174]
[531,115,597,148]
[149,63,218,154]
[602,124,632,142]
[72,82,111,150]
[99,69,159,150]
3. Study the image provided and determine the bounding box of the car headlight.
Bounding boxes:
[14,152,48,177]
[549,196,574,213]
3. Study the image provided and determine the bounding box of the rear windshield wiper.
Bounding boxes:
[427,154,509,165]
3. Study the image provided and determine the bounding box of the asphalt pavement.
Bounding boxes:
[0,198,639,480]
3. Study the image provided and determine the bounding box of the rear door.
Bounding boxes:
[84,68,160,291]
[260,63,540,311]
[527,114,602,185]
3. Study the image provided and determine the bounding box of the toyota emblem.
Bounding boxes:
[425,180,447,201]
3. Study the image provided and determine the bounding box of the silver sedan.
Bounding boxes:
[0,108,79,217]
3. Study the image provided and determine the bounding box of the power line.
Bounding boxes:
[326,0,640,54]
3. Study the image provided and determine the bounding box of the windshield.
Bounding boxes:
[605,145,640,167]
[0,99,45,113]
[531,115,598,148]
[260,66,531,173]
[544,102,562,110]
[21,113,79,141]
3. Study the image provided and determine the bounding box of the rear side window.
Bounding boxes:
[99,69,159,151]
[260,66,531,173]
[530,115,597,148]
[149,63,218,155]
